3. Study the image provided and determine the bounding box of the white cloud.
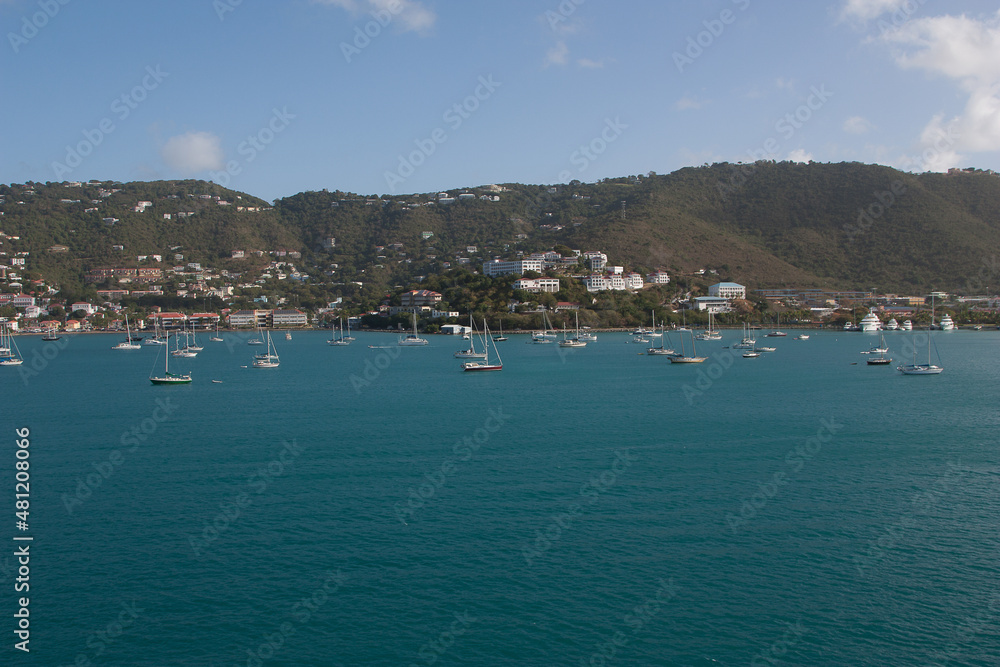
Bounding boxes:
[840,0,910,23]
[878,11,1000,163]
[315,0,436,34]
[577,58,604,69]
[843,116,875,134]
[775,77,795,91]
[787,149,814,163]
[161,132,224,173]
[544,41,569,67]
[675,94,706,111]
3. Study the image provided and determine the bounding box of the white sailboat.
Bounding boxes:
[558,312,587,348]
[144,318,167,345]
[647,324,676,355]
[493,318,508,342]
[210,321,224,342]
[733,322,756,349]
[327,318,350,346]
[669,329,706,363]
[398,312,428,346]
[462,319,503,371]
[247,321,264,345]
[253,330,280,367]
[171,325,198,357]
[897,329,942,374]
[186,323,203,351]
[150,331,192,384]
[112,314,142,350]
[696,311,722,341]
[867,333,893,365]
[343,318,356,341]
[0,324,24,366]
[455,315,487,358]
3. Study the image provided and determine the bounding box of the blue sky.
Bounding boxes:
[2,0,999,201]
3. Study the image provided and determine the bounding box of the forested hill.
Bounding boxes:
[4,162,1000,295]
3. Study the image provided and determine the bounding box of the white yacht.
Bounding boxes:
[885,318,899,330]
[859,310,881,332]
[398,313,428,346]
[939,314,955,330]
[901,319,913,331]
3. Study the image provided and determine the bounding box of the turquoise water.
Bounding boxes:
[3,329,999,665]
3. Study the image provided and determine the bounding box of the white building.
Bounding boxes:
[647,271,670,285]
[272,309,308,327]
[625,273,644,290]
[584,274,628,292]
[513,278,560,293]
[708,282,746,300]
[583,252,607,271]
[693,296,732,313]
[70,302,97,315]
[482,259,543,277]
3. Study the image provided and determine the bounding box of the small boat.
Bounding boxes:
[794,334,809,340]
[647,324,675,355]
[757,346,776,352]
[0,324,24,366]
[733,322,756,349]
[885,318,899,331]
[42,327,61,341]
[211,379,223,383]
[669,329,706,363]
[184,325,203,352]
[901,319,913,331]
[897,329,942,375]
[252,331,280,367]
[866,333,892,365]
[398,313,428,346]
[112,315,142,350]
[558,313,587,348]
[285,331,292,340]
[171,328,198,357]
[939,314,956,331]
[247,323,265,345]
[695,311,722,341]
[328,318,350,346]
[150,332,192,384]
[493,318,508,342]
[210,321,224,342]
[455,315,488,358]
[462,319,503,372]
[742,350,761,358]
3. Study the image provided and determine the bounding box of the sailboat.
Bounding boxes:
[171,325,198,357]
[185,323,203,351]
[558,312,587,348]
[647,324,676,355]
[531,311,554,343]
[112,314,142,350]
[742,337,761,358]
[247,321,264,345]
[149,331,192,384]
[144,318,167,345]
[455,314,487,358]
[647,310,662,337]
[252,330,280,367]
[764,313,786,337]
[493,318,508,342]
[696,311,722,341]
[867,332,892,365]
[669,328,706,363]
[210,321,224,342]
[0,324,24,366]
[327,318,350,345]
[343,318,356,341]
[732,322,756,349]
[897,329,942,374]
[42,326,61,342]
[462,319,503,371]
[398,312,428,346]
